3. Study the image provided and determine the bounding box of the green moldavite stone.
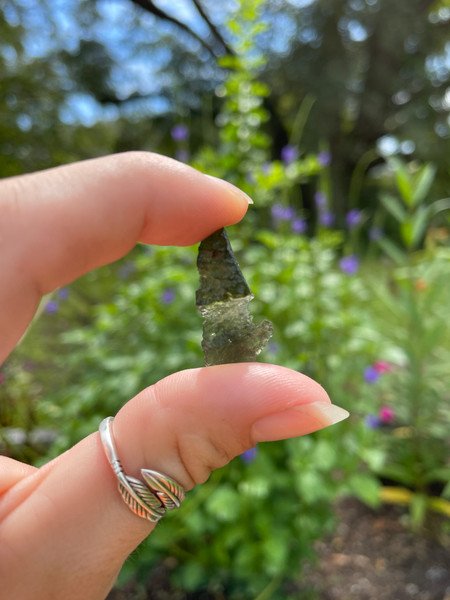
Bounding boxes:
[196,228,273,366]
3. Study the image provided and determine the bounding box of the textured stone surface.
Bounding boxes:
[196,228,273,366]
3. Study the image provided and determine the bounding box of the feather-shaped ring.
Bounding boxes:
[99,417,186,522]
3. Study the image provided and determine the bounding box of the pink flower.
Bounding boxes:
[373,361,393,374]
[379,406,394,423]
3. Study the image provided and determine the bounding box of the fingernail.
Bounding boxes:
[251,402,349,443]
[205,174,254,205]
[298,401,350,425]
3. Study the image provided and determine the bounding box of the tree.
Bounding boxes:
[261,0,450,219]
[1,0,449,219]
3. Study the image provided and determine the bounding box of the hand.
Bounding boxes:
[0,152,348,599]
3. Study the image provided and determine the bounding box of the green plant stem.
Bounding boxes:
[254,573,284,600]
[405,257,427,494]
[309,241,326,382]
[348,149,378,208]
[290,94,316,147]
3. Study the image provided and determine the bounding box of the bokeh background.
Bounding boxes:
[1,1,450,598]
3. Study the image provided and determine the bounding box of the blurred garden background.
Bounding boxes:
[1,0,450,598]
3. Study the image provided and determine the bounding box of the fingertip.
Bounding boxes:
[203,174,254,208]
[126,154,251,246]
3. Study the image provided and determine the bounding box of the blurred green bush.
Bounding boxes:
[1,1,449,597]
[5,220,449,597]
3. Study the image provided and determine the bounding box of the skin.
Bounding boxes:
[0,152,348,600]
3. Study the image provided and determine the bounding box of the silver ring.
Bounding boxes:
[99,416,185,522]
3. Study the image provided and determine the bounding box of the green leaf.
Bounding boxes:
[389,158,413,205]
[411,163,436,206]
[380,194,407,223]
[429,197,450,217]
[255,230,280,249]
[400,220,413,248]
[314,439,337,470]
[442,481,450,500]
[217,55,240,69]
[410,206,430,248]
[178,563,206,592]
[360,448,386,471]
[295,470,329,504]
[421,322,447,355]
[410,493,427,530]
[376,237,407,264]
[425,467,450,484]
[366,277,403,317]
[378,465,415,487]
[205,486,240,522]
[262,535,289,575]
[348,473,381,508]
[252,81,270,97]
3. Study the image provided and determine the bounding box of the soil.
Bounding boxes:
[108,498,450,600]
[300,498,450,600]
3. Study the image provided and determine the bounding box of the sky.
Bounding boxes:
[2,0,450,132]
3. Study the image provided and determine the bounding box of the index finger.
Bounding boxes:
[0,152,251,361]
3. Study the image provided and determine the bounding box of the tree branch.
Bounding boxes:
[128,0,219,57]
[191,0,235,55]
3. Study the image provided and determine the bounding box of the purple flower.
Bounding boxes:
[271,203,296,221]
[268,342,280,355]
[281,144,299,165]
[171,124,189,142]
[241,446,258,464]
[118,261,136,280]
[319,211,335,227]
[346,209,361,228]
[291,217,307,234]
[369,226,383,241]
[365,414,381,429]
[339,254,359,275]
[175,148,190,163]
[161,287,175,305]
[314,191,327,209]
[364,366,380,384]
[45,300,59,314]
[318,151,331,166]
[58,288,69,300]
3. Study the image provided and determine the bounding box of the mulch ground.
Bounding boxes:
[108,498,450,600]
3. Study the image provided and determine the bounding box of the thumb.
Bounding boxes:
[0,363,348,600]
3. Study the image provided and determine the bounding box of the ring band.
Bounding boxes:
[99,416,186,522]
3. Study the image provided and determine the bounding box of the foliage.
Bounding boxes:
[2,0,450,214]
[362,159,450,528]
[19,231,386,598]
[378,158,450,260]
[261,0,450,219]
[1,0,450,598]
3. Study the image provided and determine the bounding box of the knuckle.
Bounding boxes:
[175,431,237,486]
